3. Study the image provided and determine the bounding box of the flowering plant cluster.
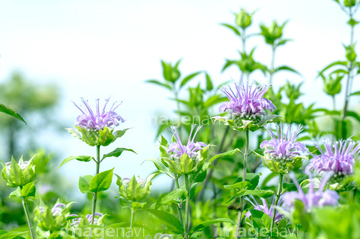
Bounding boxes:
[1,2,360,239]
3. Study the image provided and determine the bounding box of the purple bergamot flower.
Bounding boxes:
[306,139,360,180]
[245,196,283,223]
[219,82,275,121]
[70,213,103,227]
[168,125,207,159]
[261,123,308,162]
[282,173,340,211]
[73,98,125,131]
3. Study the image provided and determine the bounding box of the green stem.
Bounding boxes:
[184,174,191,239]
[21,195,35,239]
[130,208,135,229]
[269,44,276,85]
[91,145,101,225]
[235,129,249,239]
[175,176,184,225]
[270,174,283,234]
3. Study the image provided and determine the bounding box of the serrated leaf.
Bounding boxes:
[89,168,114,193]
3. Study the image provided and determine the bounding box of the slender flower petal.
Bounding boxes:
[168,125,207,158]
[306,138,360,178]
[73,98,125,130]
[261,123,308,161]
[219,82,275,119]
[245,196,283,223]
[282,173,340,211]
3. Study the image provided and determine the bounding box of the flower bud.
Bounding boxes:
[344,0,356,7]
[1,156,36,187]
[70,213,105,227]
[34,201,72,232]
[235,9,252,29]
[116,175,153,202]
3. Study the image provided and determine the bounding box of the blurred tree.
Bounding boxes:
[0,71,60,159]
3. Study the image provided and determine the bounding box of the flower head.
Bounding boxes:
[245,196,283,223]
[73,98,125,131]
[219,82,275,120]
[306,139,360,178]
[282,173,339,211]
[261,124,308,162]
[168,125,207,158]
[70,213,103,227]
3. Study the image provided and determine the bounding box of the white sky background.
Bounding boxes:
[0,0,359,196]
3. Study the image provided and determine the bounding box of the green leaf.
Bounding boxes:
[190,218,235,234]
[227,190,274,202]
[89,168,114,193]
[102,148,136,161]
[350,91,360,97]
[78,175,94,193]
[225,181,250,190]
[9,187,21,199]
[347,18,359,27]
[221,23,241,36]
[113,128,131,140]
[156,188,187,208]
[249,209,272,229]
[21,182,36,198]
[205,73,213,91]
[142,209,184,233]
[275,65,300,75]
[180,72,202,88]
[347,111,360,122]
[0,104,26,124]
[209,149,242,164]
[146,79,172,90]
[58,155,94,168]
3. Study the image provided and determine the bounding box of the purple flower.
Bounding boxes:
[39,203,65,216]
[260,124,308,161]
[70,213,103,227]
[122,177,145,187]
[73,98,125,131]
[245,196,283,223]
[306,139,360,177]
[5,161,30,171]
[168,125,207,158]
[219,82,275,119]
[282,173,340,211]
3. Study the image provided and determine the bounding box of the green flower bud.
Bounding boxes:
[260,21,287,45]
[1,156,36,187]
[116,175,153,202]
[67,126,128,147]
[344,44,357,61]
[261,156,303,174]
[344,0,356,7]
[34,201,73,232]
[235,9,252,29]
[162,146,209,175]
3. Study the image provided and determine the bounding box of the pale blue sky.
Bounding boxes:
[0,0,358,195]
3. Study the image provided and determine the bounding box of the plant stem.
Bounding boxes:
[269,44,276,85]
[235,129,249,239]
[130,208,135,229]
[175,176,184,225]
[197,126,230,202]
[91,145,101,225]
[270,174,283,234]
[21,195,35,239]
[343,7,355,120]
[184,174,191,239]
